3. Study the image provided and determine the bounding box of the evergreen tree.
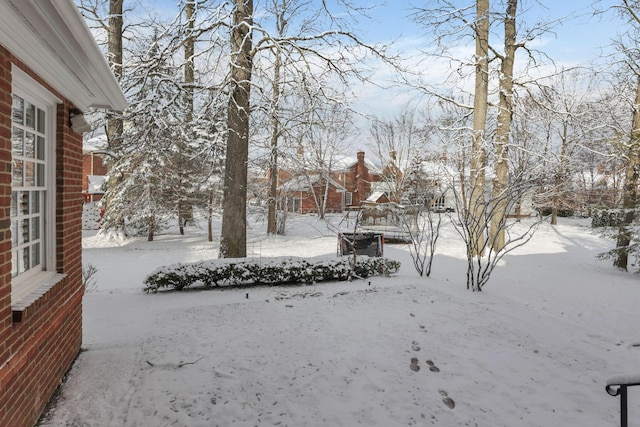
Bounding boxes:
[104,30,186,239]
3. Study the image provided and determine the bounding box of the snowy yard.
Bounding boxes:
[39,214,640,426]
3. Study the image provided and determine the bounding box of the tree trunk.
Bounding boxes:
[179,1,196,236]
[184,1,195,121]
[108,0,123,82]
[267,49,282,235]
[148,214,155,242]
[220,0,253,258]
[489,0,517,252]
[208,190,214,242]
[469,0,490,257]
[552,121,570,226]
[615,75,640,270]
[105,0,124,230]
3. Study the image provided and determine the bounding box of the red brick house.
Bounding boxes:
[278,151,380,214]
[0,2,126,426]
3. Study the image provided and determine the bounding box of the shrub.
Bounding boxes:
[82,263,99,293]
[592,209,626,228]
[144,256,401,293]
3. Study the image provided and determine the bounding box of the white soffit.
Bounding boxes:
[0,0,127,112]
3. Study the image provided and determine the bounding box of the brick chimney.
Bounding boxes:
[357,151,365,170]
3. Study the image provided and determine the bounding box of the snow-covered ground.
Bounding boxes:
[38,213,640,426]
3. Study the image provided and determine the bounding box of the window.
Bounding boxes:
[10,67,58,300]
[345,192,353,206]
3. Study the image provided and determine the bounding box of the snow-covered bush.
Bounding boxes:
[143,256,401,293]
[591,209,625,228]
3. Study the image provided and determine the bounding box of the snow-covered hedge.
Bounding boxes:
[144,256,401,293]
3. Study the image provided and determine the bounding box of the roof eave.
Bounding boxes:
[0,0,127,112]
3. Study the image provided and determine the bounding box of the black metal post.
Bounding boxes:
[607,376,640,427]
[621,385,628,427]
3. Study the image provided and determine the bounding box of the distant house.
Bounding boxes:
[83,136,108,203]
[82,137,108,230]
[0,2,126,426]
[277,151,380,214]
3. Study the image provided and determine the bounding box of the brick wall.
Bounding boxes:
[0,46,84,427]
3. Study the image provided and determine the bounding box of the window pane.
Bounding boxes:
[31,191,40,214]
[37,108,45,133]
[10,192,17,217]
[12,95,23,124]
[20,191,29,215]
[31,217,40,240]
[36,164,45,187]
[12,127,23,155]
[21,218,29,244]
[25,102,35,129]
[25,132,35,158]
[11,251,17,278]
[36,136,45,160]
[21,248,29,273]
[25,162,35,186]
[11,220,17,247]
[31,243,40,268]
[12,159,23,186]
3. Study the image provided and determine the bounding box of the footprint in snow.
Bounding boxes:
[410,357,420,372]
[438,389,455,409]
[412,341,421,351]
[425,360,440,372]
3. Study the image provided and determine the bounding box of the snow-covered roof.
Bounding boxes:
[333,155,380,174]
[366,191,387,202]
[0,0,127,112]
[280,174,346,192]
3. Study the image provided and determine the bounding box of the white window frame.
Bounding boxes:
[345,191,353,206]
[11,66,59,304]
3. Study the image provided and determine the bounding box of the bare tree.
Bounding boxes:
[253,0,399,235]
[451,172,543,291]
[467,0,490,259]
[404,203,442,277]
[368,107,424,202]
[289,99,354,219]
[220,0,253,258]
[489,0,518,251]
